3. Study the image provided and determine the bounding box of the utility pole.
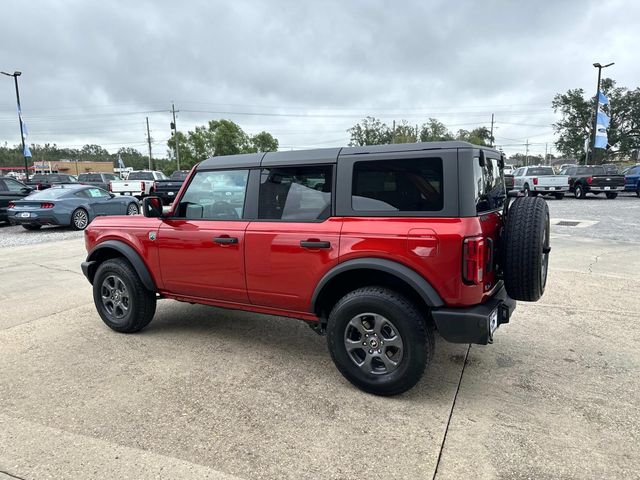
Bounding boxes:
[1,71,29,180]
[525,139,529,166]
[545,143,548,164]
[415,123,419,143]
[392,120,396,144]
[171,103,180,170]
[146,117,153,170]
[490,114,495,147]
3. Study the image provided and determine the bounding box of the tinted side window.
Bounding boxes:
[258,166,332,221]
[129,172,154,180]
[178,170,248,220]
[351,158,443,212]
[3,179,26,192]
[474,157,505,213]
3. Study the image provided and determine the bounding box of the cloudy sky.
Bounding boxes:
[0,0,637,159]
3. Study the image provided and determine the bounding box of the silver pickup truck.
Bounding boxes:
[109,170,167,199]
[513,166,570,199]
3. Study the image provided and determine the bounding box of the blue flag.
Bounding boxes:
[596,109,610,128]
[24,145,32,157]
[598,91,609,105]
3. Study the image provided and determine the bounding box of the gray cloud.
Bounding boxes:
[0,0,637,157]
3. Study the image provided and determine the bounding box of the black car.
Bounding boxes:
[78,172,118,191]
[154,170,189,204]
[0,176,33,223]
[25,173,78,190]
[559,165,626,199]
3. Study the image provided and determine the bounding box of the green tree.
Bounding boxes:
[392,120,418,143]
[420,118,454,142]
[79,144,110,161]
[249,131,279,152]
[347,117,392,146]
[455,127,493,146]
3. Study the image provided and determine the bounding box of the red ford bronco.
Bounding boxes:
[82,141,549,395]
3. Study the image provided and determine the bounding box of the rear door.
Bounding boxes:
[245,164,341,312]
[157,169,250,303]
[86,187,124,215]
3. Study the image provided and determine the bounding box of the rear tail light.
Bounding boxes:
[7,202,15,209]
[141,181,145,192]
[151,181,157,193]
[37,183,43,190]
[108,182,112,192]
[532,177,538,185]
[587,176,593,184]
[463,236,485,285]
[40,202,55,209]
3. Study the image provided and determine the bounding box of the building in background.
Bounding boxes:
[32,160,113,175]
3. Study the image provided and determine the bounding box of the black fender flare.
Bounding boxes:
[83,240,156,292]
[311,258,444,313]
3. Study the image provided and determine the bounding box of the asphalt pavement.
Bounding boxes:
[0,195,638,479]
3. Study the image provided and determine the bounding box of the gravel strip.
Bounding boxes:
[0,223,84,248]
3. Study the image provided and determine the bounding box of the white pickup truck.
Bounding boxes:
[109,170,168,198]
[513,166,570,199]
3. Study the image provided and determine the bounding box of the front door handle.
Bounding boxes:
[300,240,331,249]
[214,236,238,245]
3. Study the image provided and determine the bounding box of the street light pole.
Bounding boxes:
[589,62,614,165]
[1,70,29,180]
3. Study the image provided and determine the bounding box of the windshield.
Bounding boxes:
[527,167,555,176]
[25,188,73,199]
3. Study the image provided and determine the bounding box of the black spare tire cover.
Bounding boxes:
[502,196,550,302]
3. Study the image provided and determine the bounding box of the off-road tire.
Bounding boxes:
[605,192,618,199]
[553,193,564,200]
[22,224,42,231]
[93,258,156,333]
[574,184,586,199]
[326,286,434,396]
[503,196,550,302]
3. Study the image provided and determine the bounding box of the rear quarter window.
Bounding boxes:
[474,157,505,213]
[351,157,443,212]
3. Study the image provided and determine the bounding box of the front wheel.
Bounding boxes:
[606,192,618,199]
[574,184,586,199]
[126,202,139,215]
[93,258,156,333]
[71,208,90,230]
[326,287,434,396]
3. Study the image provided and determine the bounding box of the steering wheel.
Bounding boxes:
[210,201,239,219]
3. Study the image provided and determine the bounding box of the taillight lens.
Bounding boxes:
[151,181,157,193]
[40,202,55,209]
[463,236,485,285]
[587,176,593,184]
[108,182,112,192]
[141,181,145,192]
[37,183,43,190]
[8,202,15,209]
[532,177,538,185]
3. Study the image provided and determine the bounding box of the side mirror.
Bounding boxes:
[20,187,32,194]
[142,196,163,218]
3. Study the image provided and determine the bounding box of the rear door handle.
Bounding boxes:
[300,240,331,249]
[214,236,238,245]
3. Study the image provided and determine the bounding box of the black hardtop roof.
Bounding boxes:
[196,141,499,170]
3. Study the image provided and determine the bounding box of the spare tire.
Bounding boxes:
[502,196,550,302]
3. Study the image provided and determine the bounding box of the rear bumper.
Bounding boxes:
[8,212,66,226]
[431,285,516,345]
[587,186,624,192]
[532,186,569,193]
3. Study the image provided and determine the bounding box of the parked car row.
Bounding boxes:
[1,176,140,230]
[507,165,632,199]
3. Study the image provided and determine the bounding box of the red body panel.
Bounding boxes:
[157,219,250,303]
[244,218,342,311]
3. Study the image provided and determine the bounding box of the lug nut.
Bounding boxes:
[362,342,367,346]
[380,341,384,345]
[369,349,373,354]
[377,349,381,354]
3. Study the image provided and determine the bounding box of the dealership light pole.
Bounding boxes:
[1,70,30,180]
[589,62,614,164]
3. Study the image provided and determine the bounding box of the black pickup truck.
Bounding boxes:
[153,170,189,204]
[25,173,78,190]
[559,165,625,199]
[78,172,118,191]
[0,177,33,223]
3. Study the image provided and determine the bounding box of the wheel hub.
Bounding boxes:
[344,313,404,375]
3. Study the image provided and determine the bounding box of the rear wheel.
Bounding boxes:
[22,224,42,231]
[326,287,434,396]
[574,184,586,199]
[93,258,156,333]
[503,196,550,302]
[606,192,618,199]
[71,208,89,230]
